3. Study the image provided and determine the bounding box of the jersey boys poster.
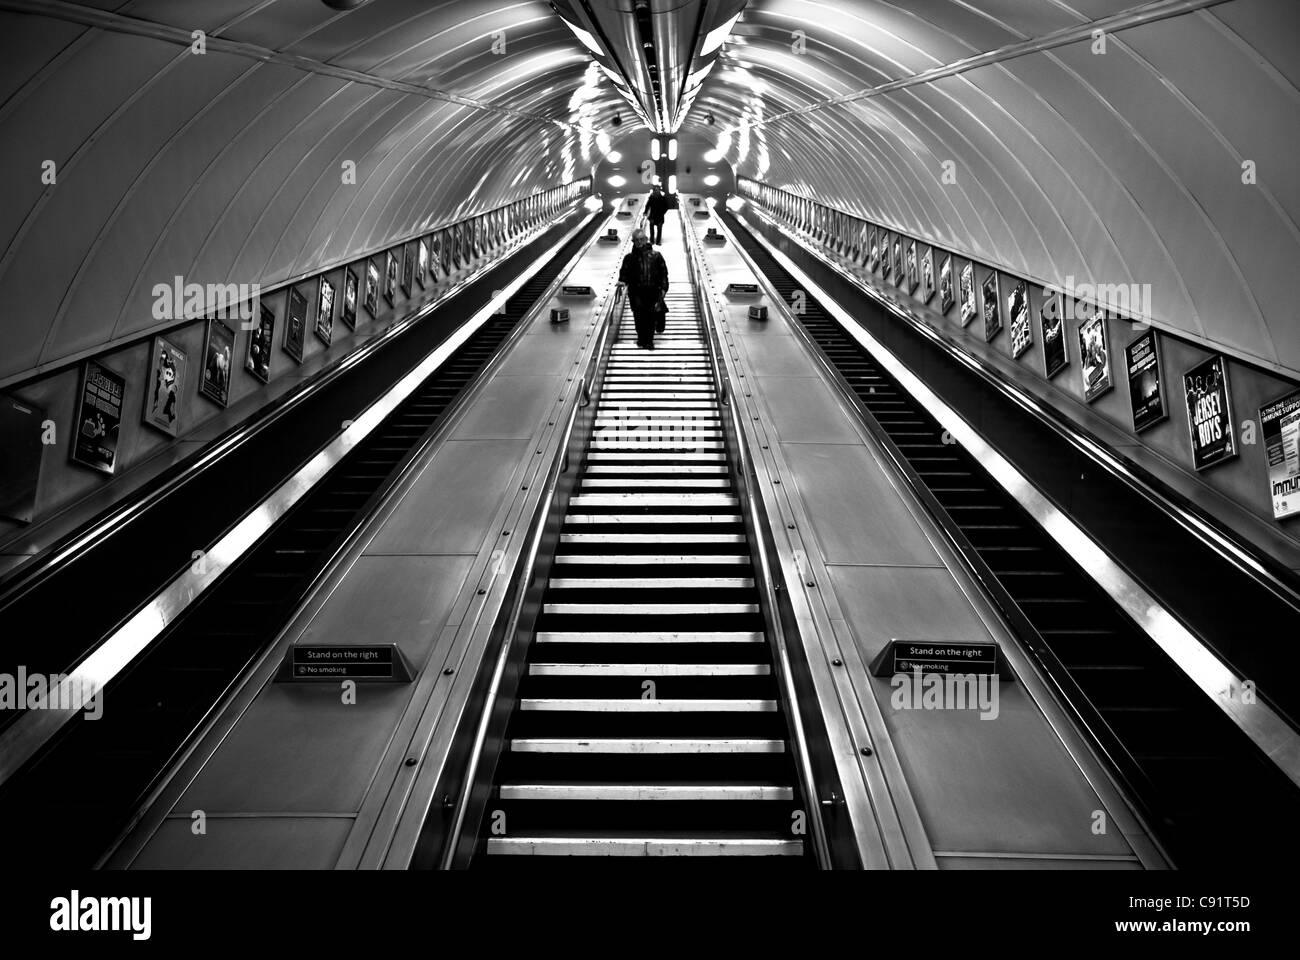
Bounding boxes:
[1124,330,1168,432]
[72,360,125,474]
[1183,354,1237,470]
[1260,389,1300,520]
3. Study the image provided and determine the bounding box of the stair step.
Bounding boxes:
[510,738,786,754]
[498,783,793,801]
[522,698,777,712]
[529,663,771,676]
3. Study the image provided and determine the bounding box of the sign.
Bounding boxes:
[280,644,412,682]
[1077,310,1113,402]
[1260,389,1300,520]
[725,282,759,295]
[1183,354,1237,470]
[1039,292,1068,379]
[71,360,125,475]
[869,638,1007,679]
[1124,330,1167,432]
[561,284,595,296]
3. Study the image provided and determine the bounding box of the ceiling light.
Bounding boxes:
[668,138,678,161]
[607,150,622,163]
[704,174,720,186]
[608,174,626,187]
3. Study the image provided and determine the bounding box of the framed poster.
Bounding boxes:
[0,393,45,522]
[343,267,359,330]
[142,336,186,437]
[199,317,235,407]
[981,271,1002,342]
[71,360,125,475]
[893,240,904,288]
[959,262,977,327]
[364,259,380,317]
[316,276,335,347]
[244,302,275,384]
[867,229,880,271]
[1183,354,1237,471]
[1124,330,1168,433]
[384,250,398,305]
[881,233,893,281]
[1040,291,1069,379]
[1260,389,1300,520]
[417,238,429,289]
[920,247,935,304]
[284,286,308,363]
[1007,279,1031,358]
[905,241,919,294]
[938,255,954,314]
[401,242,415,297]
[1077,310,1113,402]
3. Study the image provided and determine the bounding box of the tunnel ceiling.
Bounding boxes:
[684,0,1300,380]
[0,0,626,388]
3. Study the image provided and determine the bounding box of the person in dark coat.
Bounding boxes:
[645,184,669,245]
[618,228,669,349]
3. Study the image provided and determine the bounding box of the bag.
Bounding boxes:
[654,297,667,333]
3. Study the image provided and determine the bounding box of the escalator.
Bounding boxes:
[0,220,601,868]
[471,284,814,867]
[721,211,1300,869]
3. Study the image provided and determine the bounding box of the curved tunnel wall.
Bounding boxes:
[0,0,626,390]
[687,0,1300,382]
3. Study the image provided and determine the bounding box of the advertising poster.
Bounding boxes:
[384,250,398,305]
[417,239,429,288]
[959,262,976,327]
[1124,330,1168,433]
[1260,389,1300,520]
[1077,310,1113,402]
[1007,279,1031,357]
[1040,291,1068,379]
[142,336,186,437]
[401,242,415,297]
[881,233,892,281]
[199,317,235,407]
[364,260,380,317]
[938,255,954,314]
[244,302,275,383]
[1183,354,1237,470]
[284,286,308,363]
[316,276,335,346]
[71,360,125,474]
[921,247,935,304]
[982,271,1002,342]
[905,241,919,293]
[867,229,880,271]
[893,240,904,288]
[343,267,359,330]
[440,230,452,276]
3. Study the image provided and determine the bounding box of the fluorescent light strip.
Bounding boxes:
[733,207,1300,787]
[700,12,741,56]
[0,211,599,787]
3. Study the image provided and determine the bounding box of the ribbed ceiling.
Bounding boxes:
[0,0,625,388]
[685,0,1300,380]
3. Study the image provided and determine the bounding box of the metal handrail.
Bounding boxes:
[683,216,833,867]
[438,282,623,869]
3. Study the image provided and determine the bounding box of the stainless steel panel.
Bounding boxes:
[757,377,862,445]
[365,438,532,555]
[781,442,941,567]
[131,817,352,870]
[449,375,564,440]
[937,855,1142,871]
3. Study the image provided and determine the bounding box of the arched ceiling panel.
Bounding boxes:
[688,0,1300,379]
[0,0,624,388]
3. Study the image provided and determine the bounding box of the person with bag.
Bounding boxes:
[645,184,669,245]
[618,228,669,349]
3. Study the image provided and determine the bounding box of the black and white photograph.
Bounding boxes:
[959,261,976,327]
[343,267,359,330]
[244,301,275,383]
[198,316,235,407]
[316,276,336,346]
[1077,310,1114,402]
[0,0,1294,928]
[938,254,954,314]
[1183,354,1237,470]
[1040,291,1069,379]
[981,270,1001,341]
[142,336,186,437]
[71,359,125,474]
[284,285,308,363]
[1125,330,1168,432]
[1007,278,1031,357]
